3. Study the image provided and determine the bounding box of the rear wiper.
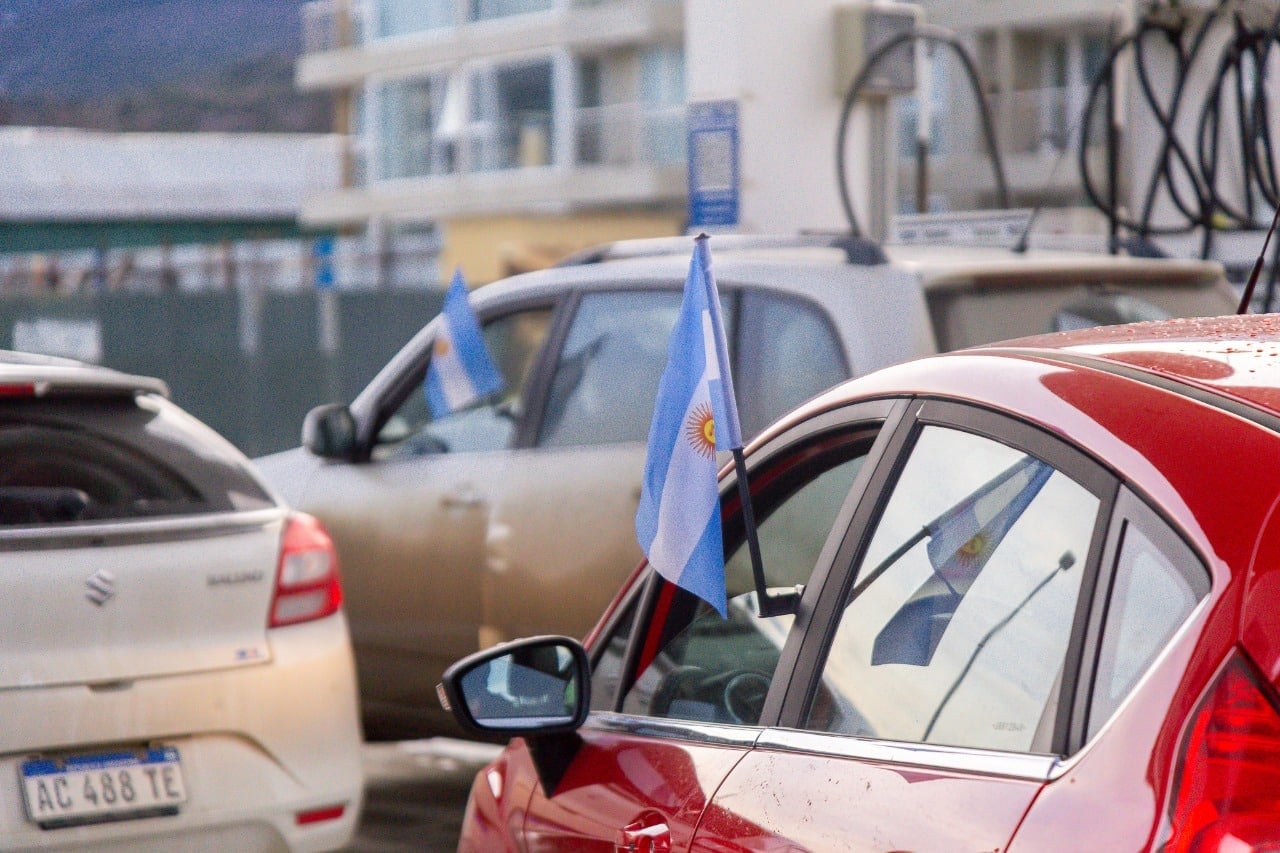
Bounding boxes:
[0,487,90,524]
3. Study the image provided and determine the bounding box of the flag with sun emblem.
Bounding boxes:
[872,453,1054,666]
[923,454,1053,591]
[635,236,741,617]
[424,269,505,419]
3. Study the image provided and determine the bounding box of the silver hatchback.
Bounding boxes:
[0,352,362,851]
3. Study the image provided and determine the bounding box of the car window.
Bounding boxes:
[734,292,847,439]
[0,395,273,525]
[927,279,1236,351]
[374,307,552,460]
[804,425,1099,754]
[1087,514,1208,740]
[537,290,684,449]
[618,428,876,726]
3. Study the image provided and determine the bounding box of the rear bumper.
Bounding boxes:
[0,614,363,852]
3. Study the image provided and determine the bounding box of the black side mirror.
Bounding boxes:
[438,636,590,796]
[302,404,358,460]
[438,635,589,737]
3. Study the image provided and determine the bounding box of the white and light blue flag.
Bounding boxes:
[424,269,504,418]
[635,237,742,617]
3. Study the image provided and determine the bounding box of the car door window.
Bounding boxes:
[804,425,1100,753]
[537,290,685,449]
[734,292,847,439]
[617,428,877,725]
[1087,506,1209,740]
[374,307,552,460]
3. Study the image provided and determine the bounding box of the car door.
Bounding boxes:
[288,299,557,735]
[692,400,1118,851]
[481,285,849,647]
[515,401,903,851]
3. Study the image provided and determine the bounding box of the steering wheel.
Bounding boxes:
[723,671,771,725]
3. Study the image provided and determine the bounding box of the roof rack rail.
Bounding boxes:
[555,233,887,267]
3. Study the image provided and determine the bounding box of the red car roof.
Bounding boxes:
[985,313,1280,420]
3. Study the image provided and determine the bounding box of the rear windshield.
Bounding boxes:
[0,393,274,526]
[927,278,1237,352]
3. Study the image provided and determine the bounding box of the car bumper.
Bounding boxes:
[0,615,363,852]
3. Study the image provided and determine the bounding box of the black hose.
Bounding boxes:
[1080,2,1280,253]
[836,25,1008,238]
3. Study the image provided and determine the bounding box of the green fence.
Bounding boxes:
[0,289,443,458]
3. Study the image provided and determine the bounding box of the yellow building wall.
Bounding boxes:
[440,211,685,285]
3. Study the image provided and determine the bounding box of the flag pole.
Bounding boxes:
[732,447,794,617]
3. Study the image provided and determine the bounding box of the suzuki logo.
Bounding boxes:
[85,569,117,606]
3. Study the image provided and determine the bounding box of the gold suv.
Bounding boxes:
[256,234,1235,739]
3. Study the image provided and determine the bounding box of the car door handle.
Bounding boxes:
[441,487,484,509]
[615,820,671,853]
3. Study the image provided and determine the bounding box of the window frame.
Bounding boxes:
[361,292,567,459]
[778,398,1119,759]
[1072,485,1212,752]
[586,397,908,729]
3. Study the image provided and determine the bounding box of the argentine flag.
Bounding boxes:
[424,269,504,418]
[636,237,742,617]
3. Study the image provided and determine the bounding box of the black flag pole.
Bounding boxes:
[731,447,797,618]
[1238,203,1280,315]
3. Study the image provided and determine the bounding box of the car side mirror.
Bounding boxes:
[438,636,590,797]
[302,404,358,460]
[437,636,589,737]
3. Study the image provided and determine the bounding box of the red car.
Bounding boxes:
[438,313,1280,852]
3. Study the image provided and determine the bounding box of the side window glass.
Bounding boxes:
[374,307,553,460]
[735,292,847,439]
[804,425,1099,754]
[537,291,684,448]
[1087,517,1208,739]
[620,429,875,726]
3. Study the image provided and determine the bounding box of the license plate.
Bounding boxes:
[21,748,187,827]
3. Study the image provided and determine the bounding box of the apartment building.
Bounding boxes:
[297,0,689,282]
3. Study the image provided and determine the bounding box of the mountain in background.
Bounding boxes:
[0,0,332,132]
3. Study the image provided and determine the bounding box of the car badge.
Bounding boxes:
[85,569,117,606]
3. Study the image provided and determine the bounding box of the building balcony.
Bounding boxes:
[302,102,685,225]
[897,85,1101,208]
[296,0,682,91]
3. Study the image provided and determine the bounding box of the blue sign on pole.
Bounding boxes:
[313,237,336,290]
[687,100,740,229]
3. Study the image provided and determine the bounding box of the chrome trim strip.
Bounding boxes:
[586,712,763,749]
[0,508,286,551]
[754,728,1060,781]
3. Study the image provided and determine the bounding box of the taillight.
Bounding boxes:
[1164,651,1280,852]
[269,513,342,628]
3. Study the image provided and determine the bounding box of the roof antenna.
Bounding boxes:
[1236,203,1280,315]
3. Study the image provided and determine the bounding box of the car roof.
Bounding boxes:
[472,237,1224,309]
[983,314,1280,420]
[0,349,169,397]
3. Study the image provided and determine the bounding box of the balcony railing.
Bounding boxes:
[369,102,685,183]
[304,0,674,44]
[898,85,1092,160]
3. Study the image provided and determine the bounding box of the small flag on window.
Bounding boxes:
[635,236,741,617]
[424,269,504,418]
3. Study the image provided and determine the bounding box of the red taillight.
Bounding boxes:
[269,513,342,628]
[1164,652,1280,852]
[295,804,346,825]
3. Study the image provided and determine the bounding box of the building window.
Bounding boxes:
[469,0,554,23]
[378,75,452,180]
[375,0,457,38]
